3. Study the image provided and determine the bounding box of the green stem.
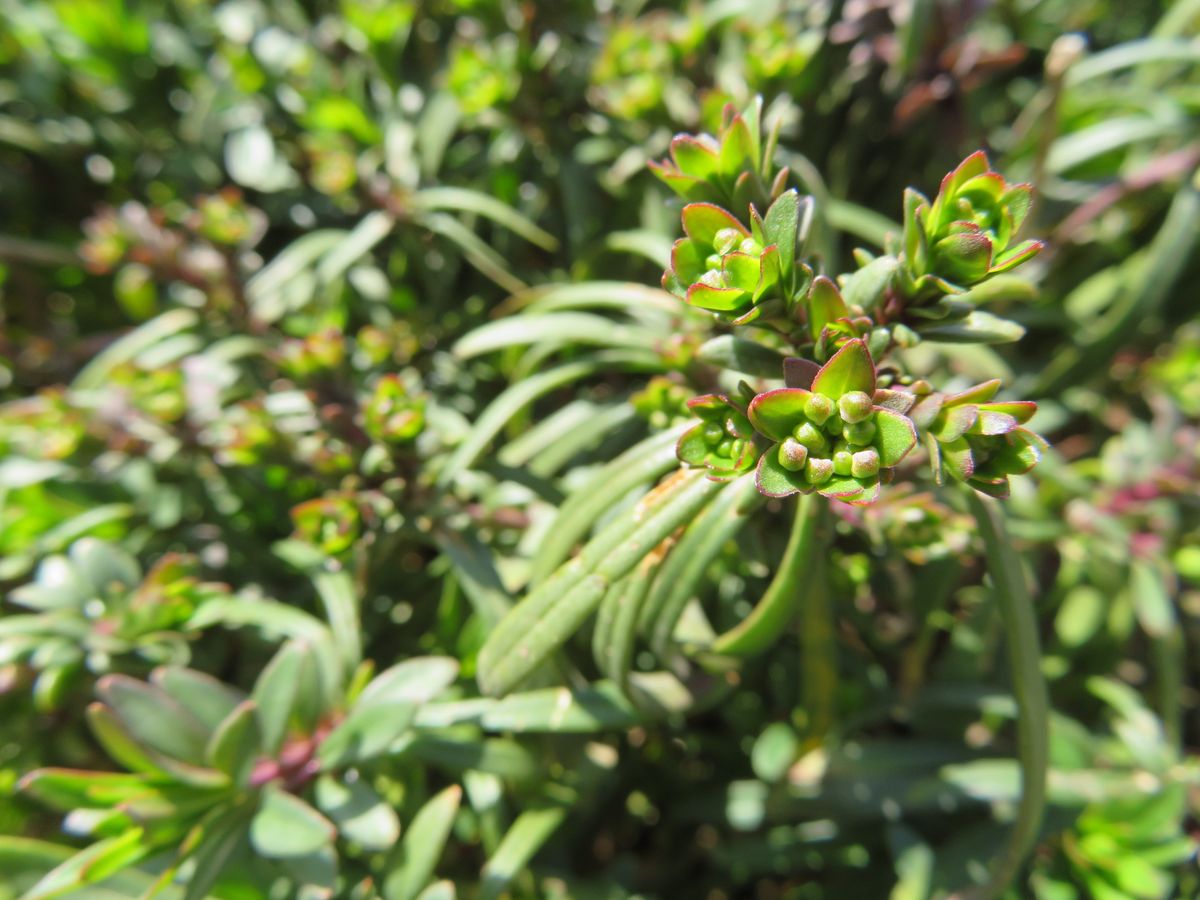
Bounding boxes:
[963,491,1050,900]
[710,492,831,658]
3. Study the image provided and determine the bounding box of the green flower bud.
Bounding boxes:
[717,438,734,456]
[805,456,833,485]
[778,438,809,471]
[713,228,743,255]
[838,391,874,424]
[793,421,827,452]
[844,419,877,447]
[804,393,835,426]
[706,253,723,269]
[851,448,880,478]
[700,270,726,289]
[832,449,853,476]
[702,422,724,444]
[739,238,762,255]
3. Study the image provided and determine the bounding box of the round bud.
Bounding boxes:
[804,393,835,426]
[702,422,724,444]
[739,238,762,256]
[700,270,726,289]
[713,228,743,255]
[838,391,874,424]
[832,449,853,476]
[792,421,827,452]
[844,419,877,447]
[778,438,808,471]
[717,438,734,456]
[851,448,880,478]
[705,253,723,270]
[805,456,834,485]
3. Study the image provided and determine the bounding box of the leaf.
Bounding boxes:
[151,667,245,734]
[763,189,800,281]
[317,700,419,769]
[87,703,226,788]
[685,282,748,311]
[206,700,263,786]
[313,570,361,674]
[751,723,799,783]
[96,675,211,766]
[917,311,1025,344]
[812,339,876,398]
[840,256,898,310]
[413,186,558,251]
[72,309,198,390]
[358,657,460,707]
[21,829,150,900]
[747,389,810,442]
[681,203,748,245]
[755,450,807,498]
[807,276,848,341]
[315,774,400,852]
[251,641,308,755]
[225,126,297,193]
[250,786,336,859]
[479,807,568,900]
[873,409,918,467]
[453,313,659,359]
[695,334,787,378]
[382,786,462,900]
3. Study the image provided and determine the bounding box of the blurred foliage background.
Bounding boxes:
[0,0,1198,898]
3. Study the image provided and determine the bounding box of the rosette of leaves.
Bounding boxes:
[1,540,227,710]
[362,375,425,445]
[17,640,461,899]
[900,151,1044,295]
[911,379,1045,498]
[663,191,810,320]
[748,340,917,504]
[676,393,758,480]
[650,97,788,214]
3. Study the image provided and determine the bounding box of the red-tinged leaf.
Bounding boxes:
[939,151,990,201]
[685,394,727,414]
[845,478,881,505]
[648,165,710,202]
[807,276,849,341]
[812,338,876,398]
[748,389,811,442]
[909,394,944,430]
[681,203,748,246]
[676,424,712,467]
[873,389,916,414]
[686,282,748,312]
[932,404,979,442]
[939,436,976,481]
[764,189,800,278]
[719,114,755,176]
[945,379,1001,406]
[989,239,1043,273]
[981,400,1037,424]
[723,251,763,293]
[970,410,1020,436]
[670,135,721,179]
[988,428,1046,476]
[755,450,807,498]
[873,408,918,467]
[816,476,866,502]
[783,357,819,389]
[753,244,781,300]
[670,238,706,284]
[969,477,1011,499]
[1000,183,1034,232]
[959,172,1006,203]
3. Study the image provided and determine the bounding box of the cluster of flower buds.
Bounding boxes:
[291,493,362,557]
[362,375,425,445]
[663,203,781,315]
[275,328,347,380]
[746,341,918,504]
[675,393,759,480]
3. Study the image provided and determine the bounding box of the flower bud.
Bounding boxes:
[844,419,877,447]
[851,448,880,478]
[713,228,743,255]
[702,422,724,444]
[700,270,726,289]
[838,391,873,424]
[804,393,836,426]
[778,438,809,471]
[706,253,723,269]
[793,421,827,452]
[832,449,853,476]
[739,238,762,255]
[805,456,833,485]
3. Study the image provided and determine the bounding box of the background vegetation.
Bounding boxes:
[1,1,1198,898]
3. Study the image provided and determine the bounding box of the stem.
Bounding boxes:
[961,491,1050,900]
[710,492,831,658]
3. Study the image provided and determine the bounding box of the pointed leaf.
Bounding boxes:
[252,641,307,755]
[207,700,263,786]
[250,786,335,859]
[151,667,244,734]
[96,675,210,766]
[763,189,800,281]
[685,282,748,312]
[21,829,149,900]
[315,774,400,852]
[382,785,462,900]
[812,339,876,398]
[358,657,459,706]
[479,807,568,900]
[808,276,849,341]
[681,203,747,246]
[317,701,418,769]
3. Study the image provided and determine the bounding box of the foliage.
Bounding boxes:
[1,1,1198,899]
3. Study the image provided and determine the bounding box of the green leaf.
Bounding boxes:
[382,785,462,900]
[206,700,263,786]
[72,309,198,390]
[413,186,558,251]
[313,569,362,674]
[840,256,898,310]
[96,675,211,766]
[87,703,226,788]
[754,450,807,498]
[918,311,1026,344]
[751,723,799,783]
[250,786,336,859]
[453,313,659,359]
[21,829,150,900]
[695,335,786,378]
[807,276,849,341]
[747,389,810,442]
[358,657,459,707]
[763,189,800,281]
[315,774,400,852]
[681,203,748,246]
[68,538,140,593]
[251,641,308,755]
[317,700,419,769]
[151,667,245,734]
[479,806,568,900]
[873,408,918,467]
[685,282,749,311]
[811,339,876,398]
